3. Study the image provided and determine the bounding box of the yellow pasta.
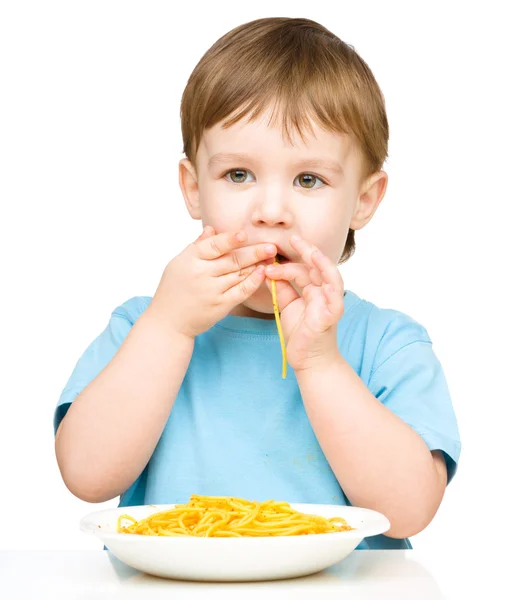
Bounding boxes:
[271,257,287,379]
[117,494,355,537]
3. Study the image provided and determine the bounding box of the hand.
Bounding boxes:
[264,235,345,371]
[147,226,277,339]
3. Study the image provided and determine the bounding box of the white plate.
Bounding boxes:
[80,503,390,582]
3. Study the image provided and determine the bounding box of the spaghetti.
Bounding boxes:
[271,257,287,379]
[117,494,355,537]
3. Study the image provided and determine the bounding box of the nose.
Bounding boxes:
[250,194,293,228]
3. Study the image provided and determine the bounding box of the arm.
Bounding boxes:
[55,307,195,503]
[295,353,448,539]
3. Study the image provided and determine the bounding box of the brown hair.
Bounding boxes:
[180,17,389,264]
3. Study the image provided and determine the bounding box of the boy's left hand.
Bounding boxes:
[264,235,344,372]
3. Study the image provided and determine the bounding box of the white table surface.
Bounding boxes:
[0,549,507,599]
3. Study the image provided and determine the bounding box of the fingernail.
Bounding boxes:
[265,265,277,272]
[291,235,301,243]
[236,231,246,242]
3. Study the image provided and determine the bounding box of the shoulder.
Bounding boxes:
[110,295,153,324]
[342,290,432,374]
[344,290,430,340]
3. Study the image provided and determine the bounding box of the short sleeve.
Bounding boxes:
[367,320,461,485]
[53,296,151,436]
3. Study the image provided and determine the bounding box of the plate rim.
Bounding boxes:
[80,502,391,540]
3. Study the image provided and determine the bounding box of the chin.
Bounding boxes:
[239,281,275,318]
[248,282,274,309]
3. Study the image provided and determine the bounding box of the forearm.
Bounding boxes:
[295,354,446,538]
[55,307,194,503]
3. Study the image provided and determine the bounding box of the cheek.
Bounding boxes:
[203,215,231,233]
[198,196,234,231]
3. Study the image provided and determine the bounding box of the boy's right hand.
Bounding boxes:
[147,226,277,339]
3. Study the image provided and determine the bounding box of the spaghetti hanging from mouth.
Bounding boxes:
[270,256,287,379]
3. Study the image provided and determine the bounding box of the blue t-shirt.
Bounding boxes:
[54,290,461,550]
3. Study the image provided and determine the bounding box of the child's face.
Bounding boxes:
[179,107,387,319]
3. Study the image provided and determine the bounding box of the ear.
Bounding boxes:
[350,170,388,231]
[179,158,202,220]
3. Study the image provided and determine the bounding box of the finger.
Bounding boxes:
[215,242,277,276]
[265,261,329,309]
[289,235,320,267]
[264,276,301,311]
[223,264,267,303]
[291,236,343,291]
[219,263,261,292]
[310,249,344,291]
[264,262,313,291]
[265,262,312,309]
[195,228,248,261]
[323,281,345,316]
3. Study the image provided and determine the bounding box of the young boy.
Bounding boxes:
[54,17,460,550]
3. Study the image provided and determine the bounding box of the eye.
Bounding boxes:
[224,169,255,184]
[296,173,325,190]
[222,170,327,189]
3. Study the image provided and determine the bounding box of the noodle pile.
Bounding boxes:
[117,495,355,538]
[270,257,287,379]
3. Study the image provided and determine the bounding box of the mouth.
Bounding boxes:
[261,251,291,267]
[275,252,291,264]
[258,243,293,267]
[273,243,293,264]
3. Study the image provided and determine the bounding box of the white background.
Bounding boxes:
[1,0,510,573]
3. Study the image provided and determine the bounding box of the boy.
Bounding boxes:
[54,17,460,549]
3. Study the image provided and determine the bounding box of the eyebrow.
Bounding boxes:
[208,152,343,175]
